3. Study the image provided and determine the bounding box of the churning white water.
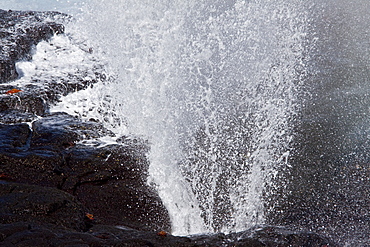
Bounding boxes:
[52,0,309,235]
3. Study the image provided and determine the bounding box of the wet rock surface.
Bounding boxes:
[0,9,339,247]
[0,182,89,232]
[0,113,171,233]
[0,220,337,247]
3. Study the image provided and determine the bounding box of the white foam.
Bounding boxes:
[8,31,103,92]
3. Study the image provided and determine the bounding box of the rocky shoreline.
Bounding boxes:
[0,9,338,246]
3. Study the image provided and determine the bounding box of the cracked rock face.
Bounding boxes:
[0,182,90,231]
[0,113,171,232]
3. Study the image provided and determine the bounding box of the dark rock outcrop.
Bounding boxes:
[226,226,337,247]
[0,182,89,232]
[0,219,337,247]
[0,112,171,232]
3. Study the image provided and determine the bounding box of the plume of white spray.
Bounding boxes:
[53,0,309,235]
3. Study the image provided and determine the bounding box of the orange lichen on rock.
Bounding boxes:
[157,230,167,237]
[6,88,22,94]
[85,213,94,220]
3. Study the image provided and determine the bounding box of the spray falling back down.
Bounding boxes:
[55,0,309,235]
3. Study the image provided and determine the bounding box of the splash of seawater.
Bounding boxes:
[53,0,309,235]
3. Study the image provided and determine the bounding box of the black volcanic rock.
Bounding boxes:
[0,182,89,232]
[0,220,338,247]
[0,113,171,232]
[61,141,171,232]
[227,226,338,247]
[0,109,37,124]
[0,86,51,116]
[0,76,100,117]
[30,112,115,151]
[0,122,31,153]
